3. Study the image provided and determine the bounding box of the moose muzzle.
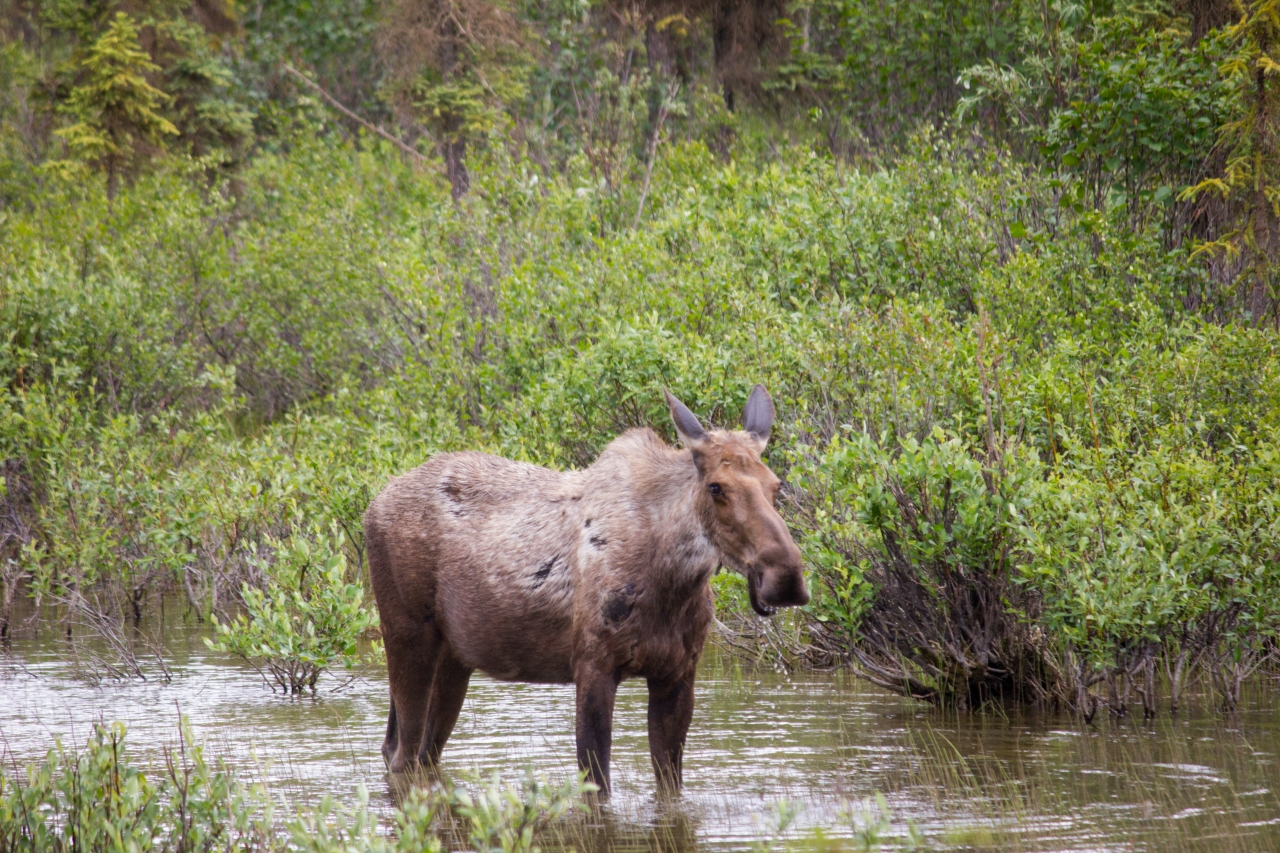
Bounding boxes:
[747,541,809,617]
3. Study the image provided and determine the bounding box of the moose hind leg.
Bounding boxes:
[382,700,399,765]
[419,645,472,765]
[575,666,621,794]
[647,672,696,792]
[384,625,444,773]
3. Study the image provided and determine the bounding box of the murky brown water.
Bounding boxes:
[2,622,1279,852]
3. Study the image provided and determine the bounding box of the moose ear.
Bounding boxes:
[664,389,708,447]
[742,384,774,445]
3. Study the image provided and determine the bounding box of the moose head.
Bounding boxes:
[664,385,810,616]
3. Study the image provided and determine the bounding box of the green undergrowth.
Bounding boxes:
[2,128,1278,714]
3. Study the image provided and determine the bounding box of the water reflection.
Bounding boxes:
[1,622,1278,852]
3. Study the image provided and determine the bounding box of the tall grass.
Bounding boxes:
[867,714,1280,852]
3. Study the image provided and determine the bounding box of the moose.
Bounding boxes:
[364,386,809,793]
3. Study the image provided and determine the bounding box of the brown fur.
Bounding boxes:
[364,386,807,793]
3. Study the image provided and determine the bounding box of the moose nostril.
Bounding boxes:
[760,566,809,608]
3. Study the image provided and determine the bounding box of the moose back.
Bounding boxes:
[364,386,809,793]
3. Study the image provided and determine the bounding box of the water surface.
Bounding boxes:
[2,622,1278,851]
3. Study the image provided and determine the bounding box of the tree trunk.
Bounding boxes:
[1168,644,1189,714]
[1,582,12,642]
[711,0,736,111]
[1139,654,1157,718]
[1181,0,1236,42]
[106,158,119,214]
[646,19,679,131]
[1076,659,1097,722]
[1250,24,1276,325]
[1217,660,1238,711]
[443,127,470,200]
[438,15,470,200]
[1106,668,1129,717]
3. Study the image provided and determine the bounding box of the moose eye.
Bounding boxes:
[708,483,723,498]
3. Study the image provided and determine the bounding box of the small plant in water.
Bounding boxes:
[752,799,801,852]
[207,524,377,694]
[841,793,925,851]
[0,719,273,852]
[453,770,595,853]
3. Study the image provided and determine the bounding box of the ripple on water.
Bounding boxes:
[3,625,1280,852]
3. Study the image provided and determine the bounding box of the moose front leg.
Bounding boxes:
[574,666,621,794]
[647,671,695,792]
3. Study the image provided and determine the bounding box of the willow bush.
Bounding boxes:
[208,525,377,694]
[788,430,1053,710]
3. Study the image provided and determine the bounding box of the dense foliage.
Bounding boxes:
[3,0,1280,718]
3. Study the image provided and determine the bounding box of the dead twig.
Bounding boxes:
[632,78,679,231]
[282,65,428,165]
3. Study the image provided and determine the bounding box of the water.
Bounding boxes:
[2,622,1279,852]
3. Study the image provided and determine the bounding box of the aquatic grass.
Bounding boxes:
[873,716,1280,852]
[0,719,596,853]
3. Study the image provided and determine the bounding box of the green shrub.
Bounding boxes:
[1024,433,1280,713]
[1042,16,1232,220]
[0,720,273,853]
[207,525,378,694]
[452,772,590,853]
[790,428,1051,708]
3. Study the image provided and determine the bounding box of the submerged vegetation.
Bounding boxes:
[2,0,1280,723]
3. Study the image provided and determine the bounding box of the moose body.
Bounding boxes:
[364,387,808,792]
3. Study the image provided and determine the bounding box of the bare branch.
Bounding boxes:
[282,65,428,164]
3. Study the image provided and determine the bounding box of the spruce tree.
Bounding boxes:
[1184,0,1280,324]
[54,12,178,204]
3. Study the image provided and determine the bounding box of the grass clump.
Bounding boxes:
[0,720,274,853]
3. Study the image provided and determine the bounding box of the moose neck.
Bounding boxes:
[636,447,720,596]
